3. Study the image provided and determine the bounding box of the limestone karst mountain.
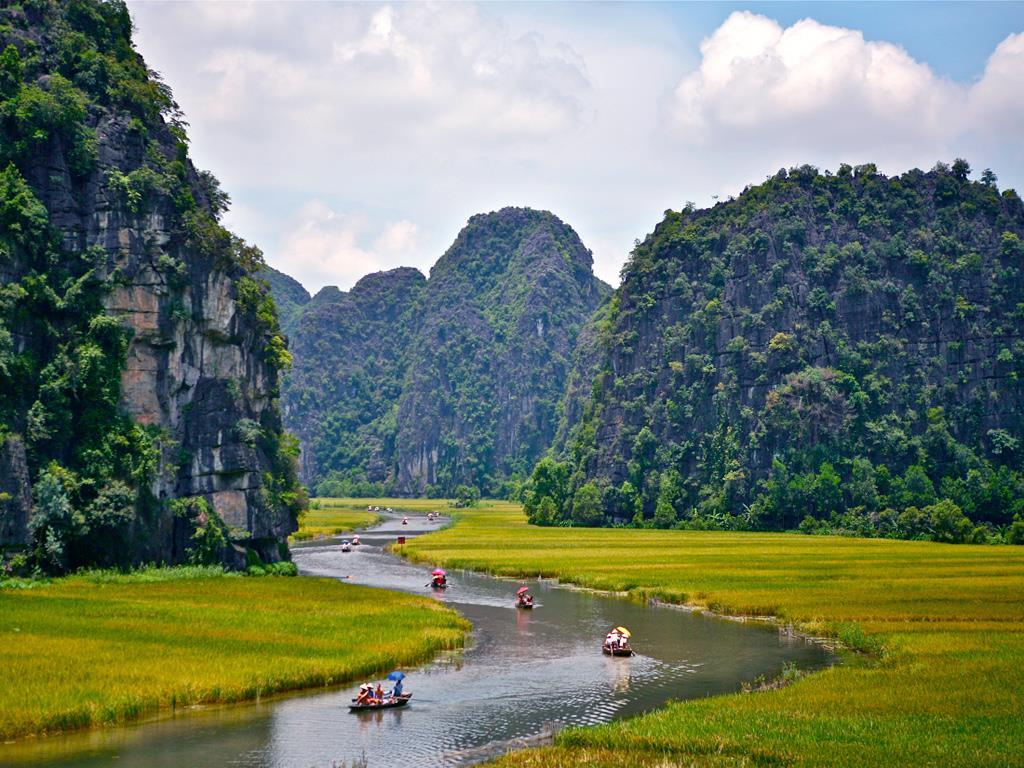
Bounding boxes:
[277,208,609,496]
[537,162,1024,534]
[0,0,302,568]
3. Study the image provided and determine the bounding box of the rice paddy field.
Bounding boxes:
[291,499,381,540]
[393,503,1024,768]
[0,567,468,742]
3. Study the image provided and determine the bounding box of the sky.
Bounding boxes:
[126,1,1024,293]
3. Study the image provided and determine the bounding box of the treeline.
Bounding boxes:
[520,452,1024,544]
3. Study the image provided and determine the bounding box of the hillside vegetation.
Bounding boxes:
[0,0,303,572]
[401,505,1024,768]
[526,162,1024,544]
[278,208,609,498]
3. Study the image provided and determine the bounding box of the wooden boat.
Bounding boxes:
[602,644,634,657]
[348,693,412,711]
[517,602,534,609]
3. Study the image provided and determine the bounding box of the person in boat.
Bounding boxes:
[432,574,447,588]
[604,629,620,652]
[374,683,385,703]
[355,684,374,705]
[517,591,534,607]
[391,678,403,699]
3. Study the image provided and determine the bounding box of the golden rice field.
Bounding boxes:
[0,567,468,741]
[291,500,381,540]
[312,497,512,514]
[393,503,1024,768]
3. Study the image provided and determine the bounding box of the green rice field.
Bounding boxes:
[390,502,1024,768]
[0,567,468,741]
[291,499,381,540]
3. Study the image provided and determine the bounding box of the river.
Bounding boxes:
[2,514,835,767]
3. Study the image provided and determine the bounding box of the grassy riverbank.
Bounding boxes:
[0,567,468,741]
[292,499,381,541]
[397,504,1024,767]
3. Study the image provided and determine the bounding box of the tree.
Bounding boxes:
[28,466,83,573]
[813,462,843,518]
[926,499,973,544]
[523,457,570,524]
[452,484,480,508]
[532,496,557,526]
[848,458,879,512]
[902,465,937,509]
[652,469,683,528]
[571,482,604,526]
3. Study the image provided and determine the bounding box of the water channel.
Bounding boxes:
[3,514,836,767]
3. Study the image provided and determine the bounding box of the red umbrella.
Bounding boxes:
[516,586,530,595]
[432,569,446,576]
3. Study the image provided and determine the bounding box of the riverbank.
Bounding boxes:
[291,498,381,541]
[397,503,1024,767]
[0,566,469,742]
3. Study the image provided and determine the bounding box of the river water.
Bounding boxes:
[2,515,835,767]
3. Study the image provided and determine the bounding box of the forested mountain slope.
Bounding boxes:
[0,0,303,570]
[535,162,1024,540]
[394,208,609,495]
[277,208,609,496]
[259,265,309,337]
[282,267,425,487]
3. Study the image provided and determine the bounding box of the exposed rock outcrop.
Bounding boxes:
[0,1,300,566]
[275,208,609,496]
[0,436,32,547]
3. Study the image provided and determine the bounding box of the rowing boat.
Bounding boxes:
[348,693,412,711]
[602,645,634,657]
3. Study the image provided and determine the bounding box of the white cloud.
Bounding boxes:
[969,31,1024,136]
[273,201,421,291]
[668,11,1024,159]
[127,3,1024,294]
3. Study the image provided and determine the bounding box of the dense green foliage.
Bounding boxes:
[259,265,310,337]
[526,162,1024,543]
[0,3,165,569]
[0,0,301,570]
[276,209,608,498]
[283,268,426,498]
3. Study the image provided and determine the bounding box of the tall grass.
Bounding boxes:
[0,568,468,741]
[395,504,1024,767]
[292,501,380,541]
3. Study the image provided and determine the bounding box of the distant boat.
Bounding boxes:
[340,540,351,552]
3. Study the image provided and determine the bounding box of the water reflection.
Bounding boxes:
[2,515,835,767]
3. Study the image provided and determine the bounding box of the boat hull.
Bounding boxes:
[348,693,412,711]
[602,646,634,657]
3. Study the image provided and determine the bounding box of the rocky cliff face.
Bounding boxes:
[276,208,609,496]
[550,162,1024,528]
[394,208,608,495]
[283,267,425,486]
[0,1,300,567]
